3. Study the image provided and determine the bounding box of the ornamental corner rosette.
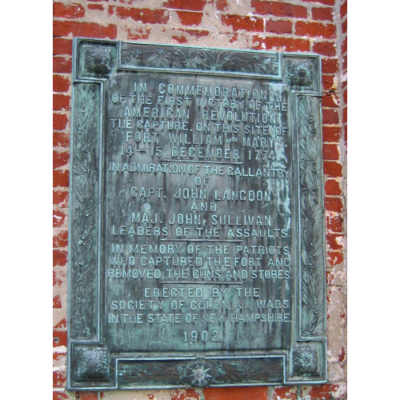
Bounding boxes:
[286,61,313,87]
[292,345,319,377]
[180,359,215,387]
[75,347,111,382]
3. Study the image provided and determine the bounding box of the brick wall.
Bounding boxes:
[53,1,347,398]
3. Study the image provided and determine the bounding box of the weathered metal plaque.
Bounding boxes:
[67,39,327,390]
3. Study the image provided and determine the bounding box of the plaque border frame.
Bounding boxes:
[67,38,327,390]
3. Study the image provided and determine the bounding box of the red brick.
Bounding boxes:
[323,108,339,125]
[322,94,338,108]
[252,1,307,18]
[342,18,347,34]
[54,94,70,111]
[254,36,310,52]
[326,234,343,251]
[312,7,333,21]
[54,230,69,248]
[325,179,341,195]
[54,170,70,188]
[53,39,72,56]
[323,126,341,142]
[88,4,104,10]
[53,351,65,362]
[341,0,347,19]
[300,0,334,5]
[54,250,68,267]
[265,19,293,35]
[322,74,335,91]
[176,10,203,26]
[53,209,66,228]
[53,114,68,131]
[326,270,335,285]
[54,330,68,347]
[53,75,70,93]
[343,88,347,105]
[327,214,343,232]
[296,21,336,39]
[183,29,210,38]
[53,370,66,388]
[51,271,66,287]
[53,270,67,286]
[53,20,117,39]
[54,318,67,330]
[164,0,206,11]
[302,384,340,399]
[327,251,344,266]
[54,151,70,169]
[127,27,151,41]
[271,386,297,400]
[53,56,72,73]
[54,132,70,148]
[54,191,69,208]
[53,2,85,19]
[52,127,69,146]
[171,389,200,400]
[53,392,69,400]
[325,197,343,213]
[343,54,347,71]
[203,386,268,400]
[229,33,238,43]
[80,393,98,400]
[343,105,347,124]
[324,161,342,178]
[221,15,264,32]
[322,58,339,74]
[172,34,188,43]
[109,7,169,23]
[323,143,339,160]
[216,0,228,11]
[53,295,62,309]
[312,40,336,57]
[341,35,347,54]
[338,346,346,362]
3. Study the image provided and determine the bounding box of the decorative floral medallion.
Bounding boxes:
[179,359,215,387]
[75,347,110,381]
[292,345,318,377]
[286,60,313,87]
[83,45,114,75]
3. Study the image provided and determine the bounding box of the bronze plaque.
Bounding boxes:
[67,39,327,390]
